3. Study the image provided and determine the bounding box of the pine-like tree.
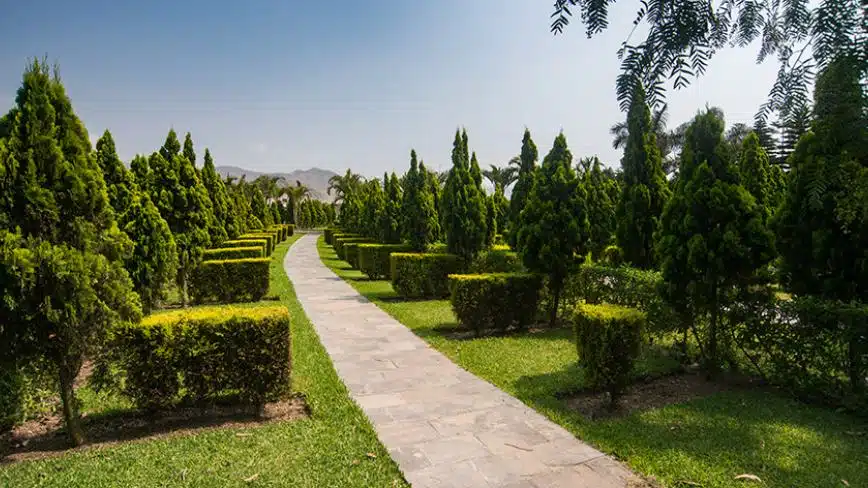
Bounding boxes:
[402,151,439,251]
[492,185,509,238]
[201,149,241,238]
[0,61,141,445]
[249,185,271,227]
[616,84,671,269]
[379,172,403,243]
[484,194,497,248]
[517,133,590,327]
[738,132,776,220]
[95,131,177,313]
[130,154,151,191]
[160,129,181,163]
[508,129,538,248]
[442,130,487,263]
[182,132,196,167]
[582,157,618,258]
[362,178,385,238]
[424,167,442,241]
[656,109,774,373]
[147,139,213,306]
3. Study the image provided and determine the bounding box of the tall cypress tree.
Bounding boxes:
[249,185,271,227]
[147,135,213,306]
[95,131,177,313]
[201,149,240,238]
[509,129,539,248]
[0,61,140,445]
[518,133,590,327]
[362,178,384,238]
[380,172,403,243]
[425,167,442,240]
[484,194,497,248]
[442,130,487,263]
[656,109,774,373]
[582,157,617,258]
[402,150,439,251]
[182,132,196,167]
[130,154,151,191]
[160,129,181,163]
[616,84,670,269]
[738,132,776,220]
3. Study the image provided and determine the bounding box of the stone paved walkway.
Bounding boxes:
[285,234,643,488]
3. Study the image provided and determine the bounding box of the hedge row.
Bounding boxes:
[190,258,270,304]
[470,248,524,273]
[358,244,411,279]
[390,253,462,298]
[448,273,542,336]
[269,225,287,242]
[113,306,291,410]
[237,233,275,255]
[344,242,364,268]
[203,246,263,260]
[574,303,645,406]
[324,228,340,245]
[335,237,373,261]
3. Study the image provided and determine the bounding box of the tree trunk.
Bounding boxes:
[549,281,561,329]
[708,285,719,377]
[58,362,85,447]
[180,270,189,308]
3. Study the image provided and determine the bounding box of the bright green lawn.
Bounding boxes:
[0,236,407,488]
[318,236,868,488]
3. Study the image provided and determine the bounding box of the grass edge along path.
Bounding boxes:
[317,235,868,488]
[0,235,408,488]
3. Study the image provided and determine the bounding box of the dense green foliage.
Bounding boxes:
[517,133,590,327]
[508,129,538,248]
[334,237,373,261]
[189,258,270,304]
[379,172,403,243]
[201,149,242,239]
[448,273,543,336]
[238,232,275,255]
[738,133,778,220]
[615,85,670,269]
[657,109,775,372]
[442,130,487,263]
[573,303,645,407]
[112,306,290,410]
[581,157,618,258]
[357,243,411,279]
[203,246,263,260]
[401,150,439,251]
[469,247,524,273]
[390,252,462,298]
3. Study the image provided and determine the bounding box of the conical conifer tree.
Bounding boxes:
[442,130,487,263]
[517,133,590,327]
[201,149,241,238]
[95,130,136,215]
[182,132,196,167]
[509,129,538,248]
[582,157,617,258]
[402,151,439,251]
[379,172,403,243]
[738,132,775,220]
[616,84,671,269]
[0,61,140,446]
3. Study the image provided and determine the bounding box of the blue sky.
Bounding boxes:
[0,0,778,177]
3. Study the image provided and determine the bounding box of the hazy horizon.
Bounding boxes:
[1,1,778,177]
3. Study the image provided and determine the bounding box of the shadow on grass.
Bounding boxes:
[1,396,309,464]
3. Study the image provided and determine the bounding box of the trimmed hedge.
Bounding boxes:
[335,237,373,261]
[574,303,645,406]
[344,242,363,269]
[190,258,270,304]
[358,244,411,279]
[113,306,291,410]
[448,273,543,336]
[237,233,275,255]
[324,228,340,245]
[222,239,267,254]
[286,224,294,237]
[330,233,359,248]
[470,248,524,273]
[390,253,462,299]
[269,226,286,242]
[203,246,263,260]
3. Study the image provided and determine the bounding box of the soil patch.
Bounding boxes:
[1,395,309,464]
[566,372,761,420]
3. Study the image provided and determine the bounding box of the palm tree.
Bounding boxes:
[287,180,311,223]
[482,163,518,193]
[610,103,677,158]
[327,170,364,204]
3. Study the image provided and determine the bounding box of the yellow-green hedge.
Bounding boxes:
[324,228,340,245]
[113,306,291,410]
[330,233,359,248]
[390,253,462,298]
[573,303,645,405]
[238,233,275,255]
[358,244,411,279]
[190,258,270,303]
[203,246,263,260]
[269,226,287,242]
[448,273,542,336]
[335,237,373,261]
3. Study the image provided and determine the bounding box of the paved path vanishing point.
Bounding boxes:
[285,234,644,488]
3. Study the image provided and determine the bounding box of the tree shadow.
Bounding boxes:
[1,396,309,464]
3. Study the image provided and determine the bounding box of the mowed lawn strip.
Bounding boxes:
[0,235,408,488]
[317,236,868,488]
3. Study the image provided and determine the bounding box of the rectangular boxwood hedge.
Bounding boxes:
[203,246,264,260]
[238,233,275,255]
[344,242,364,269]
[269,226,286,242]
[286,224,294,237]
[330,233,359,248]
[324,228,340,245]
[113,305,291,410]
[358,244,411,279]
[390,253,462,299]
[335,237,373,261]
[448,273,543,336]
[190,258,270,304]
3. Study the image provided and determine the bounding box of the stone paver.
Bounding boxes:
[284,234,644,488]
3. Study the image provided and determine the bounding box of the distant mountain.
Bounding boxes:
[215,166,338,202]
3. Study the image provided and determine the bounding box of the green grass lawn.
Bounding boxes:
[318,236,868,488]
[0,236,408,488]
